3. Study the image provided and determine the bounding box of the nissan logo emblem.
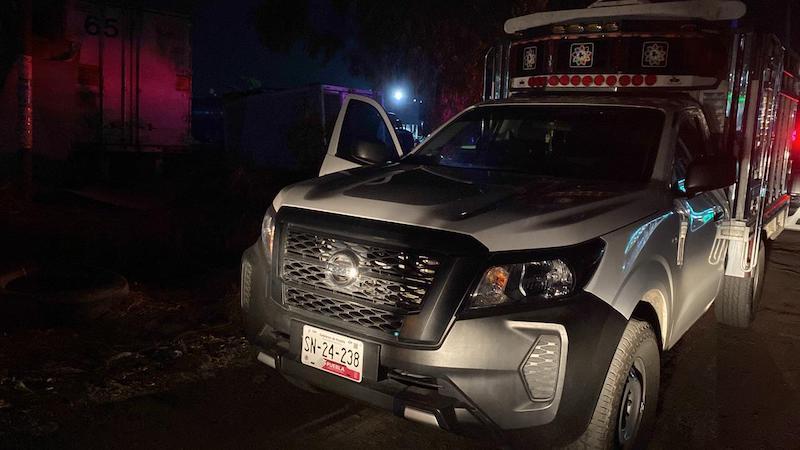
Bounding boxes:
[325,250,359,286]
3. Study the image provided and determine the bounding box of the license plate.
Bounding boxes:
[301,325,364,383]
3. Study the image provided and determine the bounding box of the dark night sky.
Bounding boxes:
[190,0,370,97]
[186,0,798,97]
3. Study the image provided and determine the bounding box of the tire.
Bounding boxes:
[714,241,766,328]
[570,319,660,450]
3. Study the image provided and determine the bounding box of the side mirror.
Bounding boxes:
[685,155,737,197]
[353,139,392,165]
[395,129,415,154]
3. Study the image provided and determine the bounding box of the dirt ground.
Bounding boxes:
[1,176,800,449]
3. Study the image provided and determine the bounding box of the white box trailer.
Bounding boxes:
[485,0,800,325]
[0,1,191,162]
[69,1,192,152]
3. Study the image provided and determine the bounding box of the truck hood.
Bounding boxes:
[273,164,671,252]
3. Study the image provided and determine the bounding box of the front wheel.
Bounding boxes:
[570,319,660,450]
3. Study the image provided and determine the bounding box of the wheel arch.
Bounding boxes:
[610,259,674,349]
[632,298,666,351]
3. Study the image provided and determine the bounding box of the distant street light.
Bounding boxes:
[393,89,405,101]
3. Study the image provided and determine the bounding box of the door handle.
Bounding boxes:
[674,199,689,267]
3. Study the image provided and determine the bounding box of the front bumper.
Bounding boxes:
[241,242,627,445]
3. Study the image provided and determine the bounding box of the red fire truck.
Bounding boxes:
[484,0,800,327]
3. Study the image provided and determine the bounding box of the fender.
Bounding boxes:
[612,259,674,349]
[586,214,679,349]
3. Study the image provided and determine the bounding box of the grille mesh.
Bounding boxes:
[282,260,427,309]
[280,226,442,335]
[285,229,439,285]
[284,287,403,333]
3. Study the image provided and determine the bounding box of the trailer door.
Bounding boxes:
[319,95,403,176]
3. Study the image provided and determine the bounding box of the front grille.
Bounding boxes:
[280,226,442,335]
[284,287,403,333]
[283,259,428,309]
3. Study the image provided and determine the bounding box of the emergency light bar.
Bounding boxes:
[505,0,746,34]
[506,26,728,92]
[511,73,718,90]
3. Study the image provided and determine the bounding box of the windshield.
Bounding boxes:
[406,105,665,183]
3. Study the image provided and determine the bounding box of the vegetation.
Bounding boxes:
[252,0,563,128]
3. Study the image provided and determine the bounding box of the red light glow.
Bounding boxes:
[527,77,549,88]
[606,75,618,86]
[619,75,631,86]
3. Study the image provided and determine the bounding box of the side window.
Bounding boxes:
[337,100,396,162]
[673,116,706,191]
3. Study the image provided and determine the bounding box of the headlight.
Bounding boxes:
[468,259,575,309]
[261,206,276,260]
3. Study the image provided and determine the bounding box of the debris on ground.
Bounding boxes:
[0,266,251,438]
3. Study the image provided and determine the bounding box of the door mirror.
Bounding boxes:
[684,155,737,197]
[353,139,393,164]
[395,129,415,154]
[318,95,403,176]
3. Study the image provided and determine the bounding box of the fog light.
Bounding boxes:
[521,335,561,402]
[241,260,253,309]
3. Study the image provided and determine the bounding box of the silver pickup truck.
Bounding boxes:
[241,93,739,447]
[241,2,798,448]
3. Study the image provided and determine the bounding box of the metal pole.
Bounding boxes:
[786,0,793,52]
[17,0,32,199]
